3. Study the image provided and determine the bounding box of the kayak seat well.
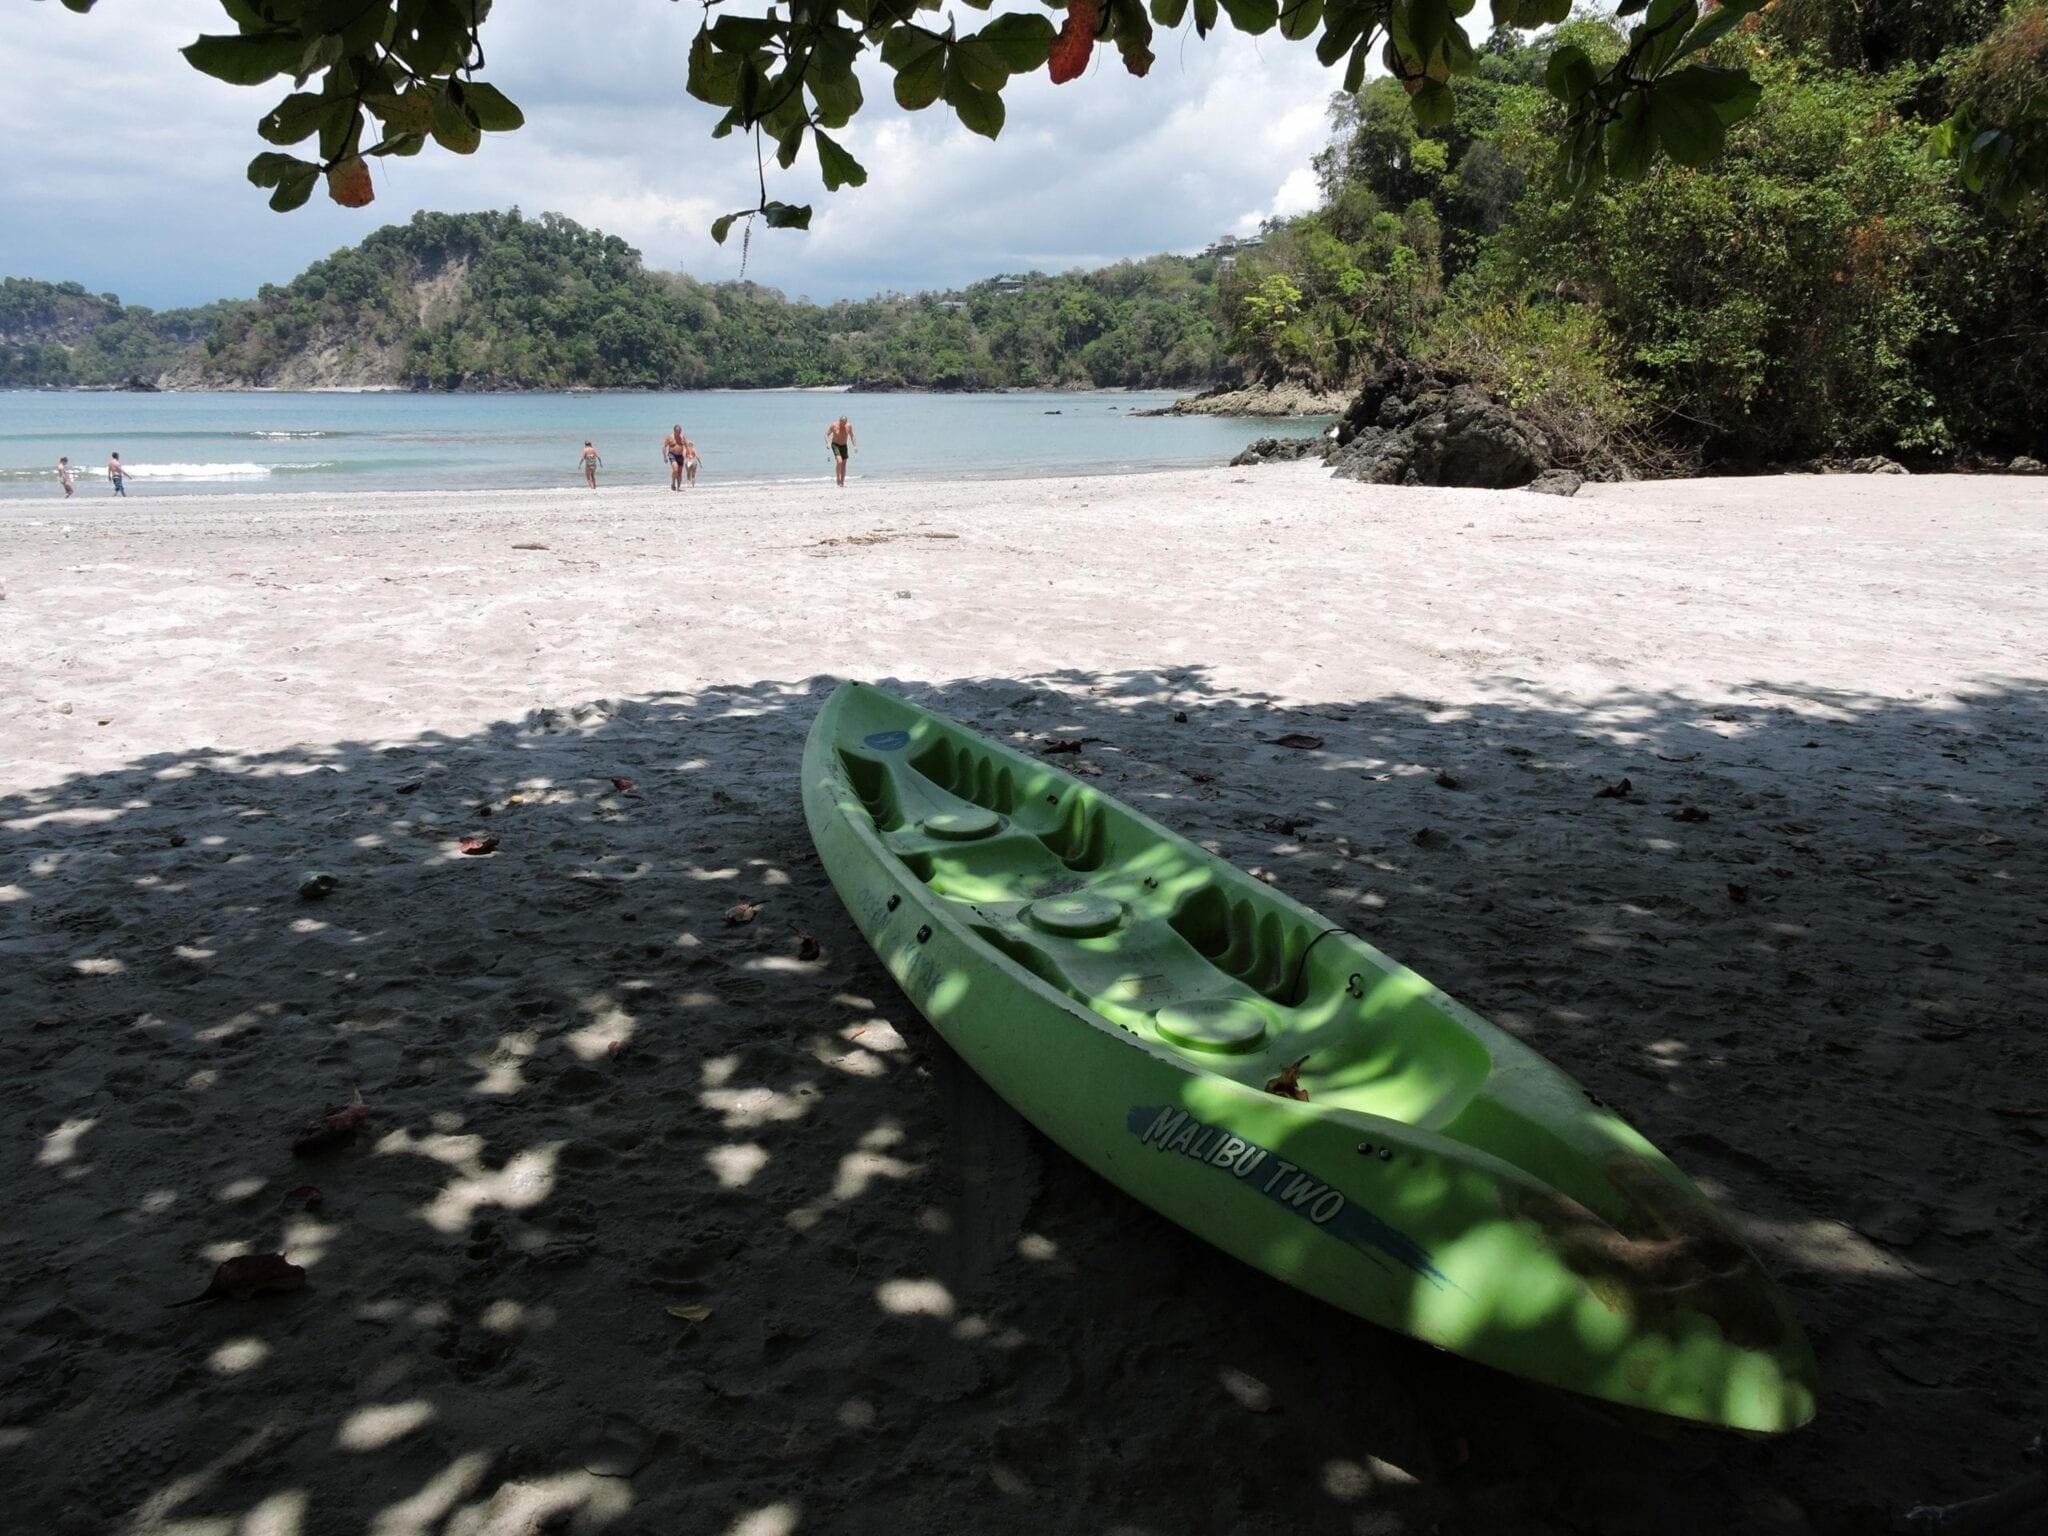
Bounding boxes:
[1168,883,1315,1006]
[845,731,1494,1128]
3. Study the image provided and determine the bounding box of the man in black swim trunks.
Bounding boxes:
[825,415,856,488]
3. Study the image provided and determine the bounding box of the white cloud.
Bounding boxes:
[1,0,1348,305]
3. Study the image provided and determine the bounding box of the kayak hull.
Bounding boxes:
[803,682,1818,1433]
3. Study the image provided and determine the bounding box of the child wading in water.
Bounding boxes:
[682,436,700,487]
[580,441,603,488]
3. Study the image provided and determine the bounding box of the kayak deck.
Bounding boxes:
[847,725,1555,1143]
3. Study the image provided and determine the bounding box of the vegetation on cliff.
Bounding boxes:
[1220,3,2046,466]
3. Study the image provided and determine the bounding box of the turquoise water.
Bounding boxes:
[0,389,1307,501]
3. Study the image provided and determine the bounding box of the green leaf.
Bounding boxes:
[689,30,742,107]
[1195,0,1220,33]
[1217,0,1278,35]
[1646,72,1723,166]
[1544,43,1595,104]
[365,131,428,158]
[182,32,303,87]
[1406,0,1449,67]
[1150,0,1189,24]
[894,45,947,111]
[775,121,806,170]
[761,201,812,230]
[711,211,743,245]
[365,88,434,135]
[390,0,469,75]
[1410,77,1455,129]
[246,151,311,189]
[461,82,524,132]
[1638,0,1697,75]
[1278,0,1323,42]
[1342,35,1370,92]
[951,37,1010,93]
[259,92,341,146]
[879,27,944,69]
[815,130,868,190]
[248,152,319,211]
[430,88,483,154]
[711,14,785,50]
[1604,93,1654,180]
[946,73,1006,139]
[1113,0,1155,76]
[269,166,319,212]
[808,65,864,128]
[979,13,1056,72]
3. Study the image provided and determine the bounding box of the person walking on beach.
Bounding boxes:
[681,434,700,488]
[663,425,684,490]
[580,441,603,489]
[825,415,856,487]
[107,452,127,496]
[56,456,74,498]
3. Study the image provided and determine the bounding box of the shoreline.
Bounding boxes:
[5,464,2045,1533]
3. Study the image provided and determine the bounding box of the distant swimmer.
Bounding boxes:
[580,440,603,489]
[825,415,856,487]
[682,435,700,487]
[663,425,684,491]
[57,456,74,497]
[107,452,127,496]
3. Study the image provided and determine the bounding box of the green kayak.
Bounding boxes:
[803,682,1818,1433]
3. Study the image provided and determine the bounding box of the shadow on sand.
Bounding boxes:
[3,667,2043,1535]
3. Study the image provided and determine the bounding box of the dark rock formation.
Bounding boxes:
[1326,361,1553,488]
[1524,469,1584,497]
[2009,455,2045,476]
[1845,455,1908,474]
[1230,435,1329,467]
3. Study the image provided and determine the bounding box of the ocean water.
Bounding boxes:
[0,389,1316,501]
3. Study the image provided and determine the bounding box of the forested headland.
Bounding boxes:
[0,218,1228,396]
[5,2,2041,470]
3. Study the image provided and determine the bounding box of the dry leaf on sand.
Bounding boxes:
[792,926,822,961]
[666,1305,714,1322]
[169,1253,306,1307]
[725,901,764,926]
[1261,733,1324,751]
[460,836,499,855]
[292,1088,369,1157]
[1594,778,1633,800]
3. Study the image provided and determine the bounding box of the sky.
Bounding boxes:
[1,0,1345,309]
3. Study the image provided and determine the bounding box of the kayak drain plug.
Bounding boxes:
[916,925,932,943]
[886,894,901,912]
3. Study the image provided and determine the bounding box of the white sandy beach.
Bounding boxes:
[3,464,2045,1535]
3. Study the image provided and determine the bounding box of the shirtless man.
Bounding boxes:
[57,456,74,497]
[825,415,856,487]
[579,441,603,488]
[107,452,127,496]
[663,425,684,490]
